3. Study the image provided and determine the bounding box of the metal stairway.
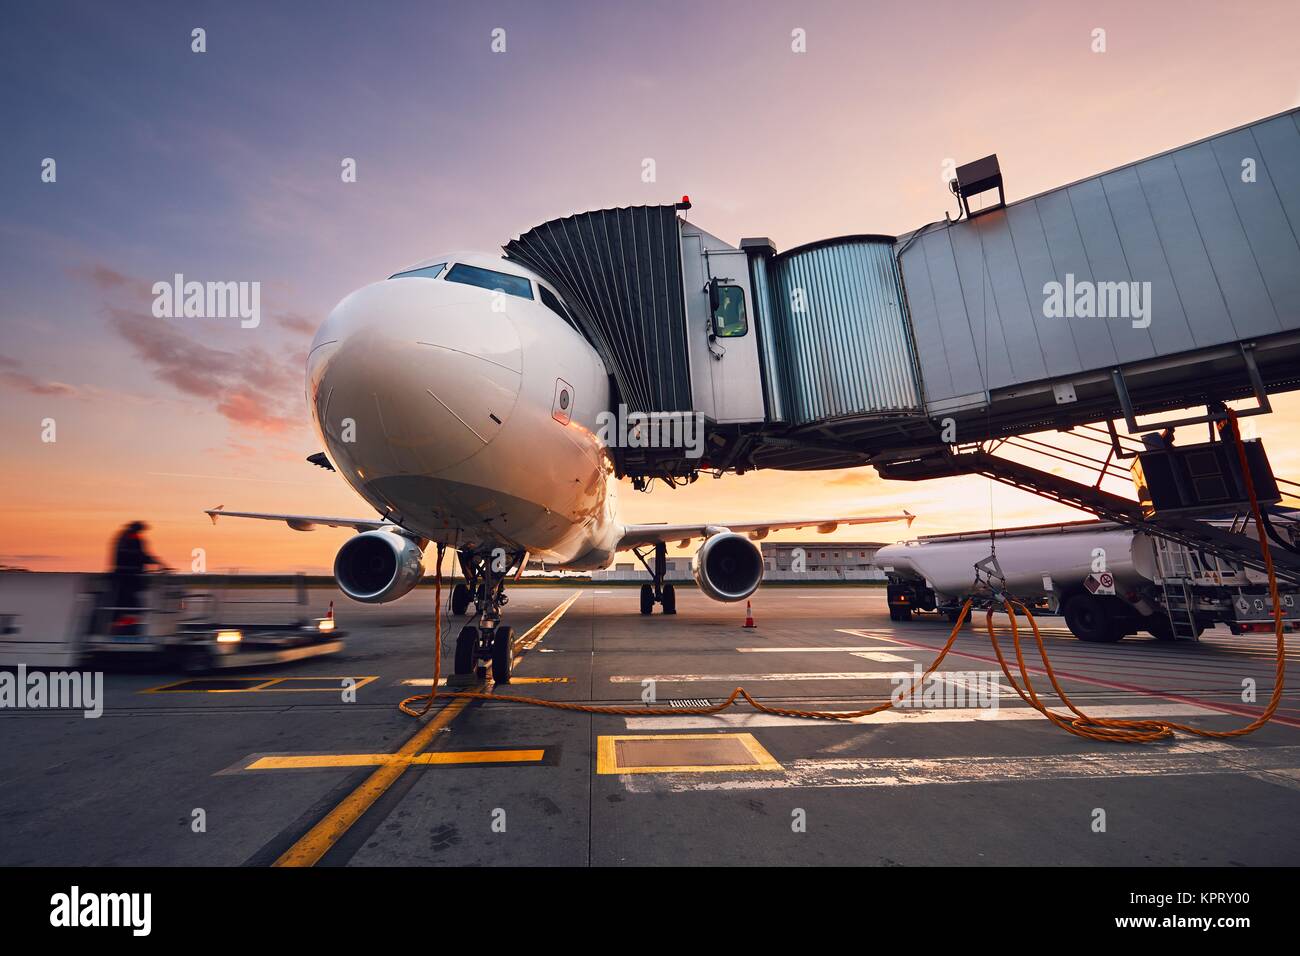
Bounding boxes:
[878,448,1300,587]
[1151,536,1203,641]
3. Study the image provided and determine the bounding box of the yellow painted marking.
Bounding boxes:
[596,733,783,775]
[400,676,569,687]
[249,749,545,770]
[508,676,569,684]
[272,696,473,867]
[273,592,581,868]
[513,591,582,655]
[414,749,543,765]
[140,676,378,694]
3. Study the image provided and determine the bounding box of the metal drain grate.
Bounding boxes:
[668,699,711,708]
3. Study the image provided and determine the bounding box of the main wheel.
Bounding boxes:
[640,583,654,615]
[491,626,514,684]
[889,605,912,622]
[1064,594,1124,643]
[450,582,470,616]
[661,583,676,615]
[945,608,962,625]
[454,625,477,674]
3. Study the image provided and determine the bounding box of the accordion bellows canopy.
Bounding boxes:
[505,205,693,415]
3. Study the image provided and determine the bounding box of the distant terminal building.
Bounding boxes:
[761,541,887,574]
[590,543,887,582]
[591,557,692,582]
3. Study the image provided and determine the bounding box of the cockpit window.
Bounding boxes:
[538,285,575,325]
[390,263,446,280]
[445,263,534,300]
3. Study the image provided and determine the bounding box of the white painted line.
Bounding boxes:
[623,702,1218,731]
[1246,768,1300,793]
[836,628,906,644]
[850,651,913,663]
[931,673,1021,699]
[619,741,1300,793]
[736,646,912,654]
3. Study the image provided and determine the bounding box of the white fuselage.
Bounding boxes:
[306,253,622,569]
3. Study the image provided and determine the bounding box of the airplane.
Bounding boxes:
[206,252,913,684]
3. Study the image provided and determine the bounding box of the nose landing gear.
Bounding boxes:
[635,542,677,615]
[449,548,523,685]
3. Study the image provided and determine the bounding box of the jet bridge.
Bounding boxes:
[503,108,1300,483]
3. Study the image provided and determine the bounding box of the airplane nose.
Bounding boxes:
[307,278,522,482]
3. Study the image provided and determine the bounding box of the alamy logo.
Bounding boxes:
[0,664,102,718]
[152,273,261,328]
[1042,273,1151,329]
[889,666,1000,709]
[50,886,151,936]
[595,404,705,459]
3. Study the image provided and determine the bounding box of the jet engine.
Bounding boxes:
[334,529,424,603]
[692,532,764,602]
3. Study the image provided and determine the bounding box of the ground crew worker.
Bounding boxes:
[107,521,170,631]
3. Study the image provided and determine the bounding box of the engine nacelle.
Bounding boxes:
[334,530,424,603]
[692,532,764,603]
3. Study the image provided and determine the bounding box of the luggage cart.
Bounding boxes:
[0,572,344,671]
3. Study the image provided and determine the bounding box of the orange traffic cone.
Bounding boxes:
[743,600,756,628]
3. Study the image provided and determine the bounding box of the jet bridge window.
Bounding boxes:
[445,263,534,300]
[712,285,748,338]
[389,263,446,280]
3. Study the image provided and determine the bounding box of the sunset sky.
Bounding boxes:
[2,0,1299,573]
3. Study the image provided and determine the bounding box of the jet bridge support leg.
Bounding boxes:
[632,543,677,616]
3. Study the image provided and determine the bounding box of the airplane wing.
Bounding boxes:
[204,505,393,533]
[616,511,914,550]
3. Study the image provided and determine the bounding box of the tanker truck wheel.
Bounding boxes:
[889,605,912,622]
[1063,593,1124,643]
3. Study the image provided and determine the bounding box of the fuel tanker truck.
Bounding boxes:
[873,515,1300,643]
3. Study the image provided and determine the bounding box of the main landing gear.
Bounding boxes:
[634,541,676,615]
[448,548,523,685]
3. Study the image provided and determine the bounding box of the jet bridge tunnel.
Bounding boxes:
[503,107,1300,484]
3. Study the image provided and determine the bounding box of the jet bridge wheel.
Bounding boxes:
[491,626,514,684]
[1063,593,1125,643]
[640,584,654,615]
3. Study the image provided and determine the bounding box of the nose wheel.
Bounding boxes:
[634,542,677,615]
[449,549,523,684]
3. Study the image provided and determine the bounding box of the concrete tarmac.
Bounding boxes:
[1,585,1297,866]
